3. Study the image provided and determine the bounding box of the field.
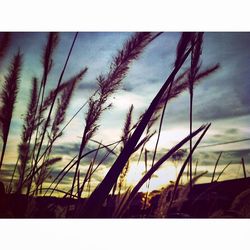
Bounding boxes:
[0,32,249,218]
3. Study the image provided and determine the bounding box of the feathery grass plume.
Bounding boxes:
[30,33,59,153]
[27,33,59,193]
[43,33,162,151]
[16,78,38,192]
[42,33,59,86]
[97,33,161,102]
[33,32,59,133]
[0,51,22,170]
[40,78,80,116]
[69,32,160,199]
[118,105,134,194]
[82,37,193,217]
[168,64,220,100]
[121,104,134,149]
[50,68,88,141]
[0,33,11,65]
[30,70,87,167]
[188,32,204,189]
[82,32,160,147]
[34,32,59,128]
[147,64,219,134]
[37,69,87,196]
[27,33,77,196]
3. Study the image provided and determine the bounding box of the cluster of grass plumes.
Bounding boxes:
[69,32,161,199]
[25,33,80,196]
[0,33,90,197]
[50,68,88,142]
[80,32,218,218]
[0,32,230,219]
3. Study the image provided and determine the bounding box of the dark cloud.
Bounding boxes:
[194,149,250,167]
[77,82,98,91]
[51,142,117,166]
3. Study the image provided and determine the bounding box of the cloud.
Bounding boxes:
[51,142,117,166]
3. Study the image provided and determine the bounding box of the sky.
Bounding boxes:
[0,32,250,195]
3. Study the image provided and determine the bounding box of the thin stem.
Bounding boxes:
[216,162,232,182]
[241,157,247,178]
[211,152,222,183]
[189,86,193,190]
[28,33,78,196]
[7,156,19,193]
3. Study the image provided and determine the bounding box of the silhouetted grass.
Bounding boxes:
[211,152,222,183]
[16,77,38,193]
[27,33,78,196]
[2,32,246,219]
[188,32,203,189]
[69,32,161,200]
[0,51,22,170]
[242,157,247,178]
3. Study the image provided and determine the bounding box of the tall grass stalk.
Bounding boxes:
[188,32,203,190]
[26,33,59,194]
[216,161,232,182]
[82,43,194,217]
[211,152,222,183]
[27,32,78,196]
[69,32,160,199]
[30,73,88,168]
[241,157,247,178]
[16,77,38,193]
[35,68,87,195]
[0,51,22,170]
[151,33,194,169]
[167,123,211,213]
[30,33,59,167]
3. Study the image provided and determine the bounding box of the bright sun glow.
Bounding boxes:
[145,128,189,151]
[125,161,177,192]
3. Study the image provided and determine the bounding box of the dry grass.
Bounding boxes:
[0,51,22,170]
[0,32,238,219]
